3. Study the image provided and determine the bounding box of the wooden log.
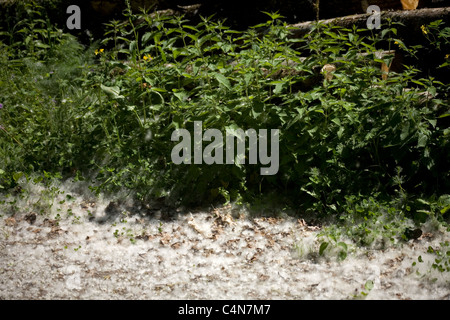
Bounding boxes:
[288,7,450,39]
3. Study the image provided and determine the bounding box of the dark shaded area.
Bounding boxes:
[2,0,450,36]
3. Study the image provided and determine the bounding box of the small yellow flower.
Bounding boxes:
[143,54,153,61]
[421,25,428,35]
[95,48,104,55]
[445,54,450,59]
[394,41,399,45]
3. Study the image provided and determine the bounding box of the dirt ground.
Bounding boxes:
[0,180,449,300]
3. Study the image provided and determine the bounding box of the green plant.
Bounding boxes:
[427,242,450,274]
[317,234,349,261]
[71,215,81,224]
[1,226,10,240]
[352,280,374,300]
[413,241,450,278]
[0,0,68,61]
[0,3,448,246]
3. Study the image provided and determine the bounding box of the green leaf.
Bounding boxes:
[440,205,450,214]
[35,41,50,49]
[348,33,355,43]
[337,127,344,139]
[129,40,137,54]
[381,29,390,39]
[364,280,374,291]
[338,250,347,261]
[427,119,437,128]
[150,87,167,93]
[274,83,283,94]
[331,118,341,126]
[417,132,427,148]
[337,242,348,251]
[400,123,410,141]
[100,84,124,99]
[213,72,231,90]
[319,242,329,256]
[417,199,430,205]
[141,32,152,43]
[13,172,23,182]
[173,90,188,102]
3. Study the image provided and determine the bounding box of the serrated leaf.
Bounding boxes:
[173,90,188,102]
[400,122,410,141]
[417,132,427,147]
[213,72,231,90]
[331,118,341,126]
[274,83,283,94]
[337,126,344,139]
[129,40,137,53]
[427,119,437,128]
[381,29,390,39]
[101,84,124,99]
[141,32,152,43]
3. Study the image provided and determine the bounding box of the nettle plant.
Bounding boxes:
[75,9,449,210]
[1,2,448,219]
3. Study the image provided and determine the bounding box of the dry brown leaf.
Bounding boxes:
[226,238,240,246]
[171,241,182,249]
[159,232,171,245]
[214,211,235,227]
[188,220,203,234]
[43,219,57,227]
[136,234,152,241]
[266,237,275,248]
[4,217,16,226]
[48,226,64,238]
[203,248,215,257]
[258,274,270,281]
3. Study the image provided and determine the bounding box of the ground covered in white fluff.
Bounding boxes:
[0,179,449,299]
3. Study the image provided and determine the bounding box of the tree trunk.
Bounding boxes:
[289,7,450,39]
